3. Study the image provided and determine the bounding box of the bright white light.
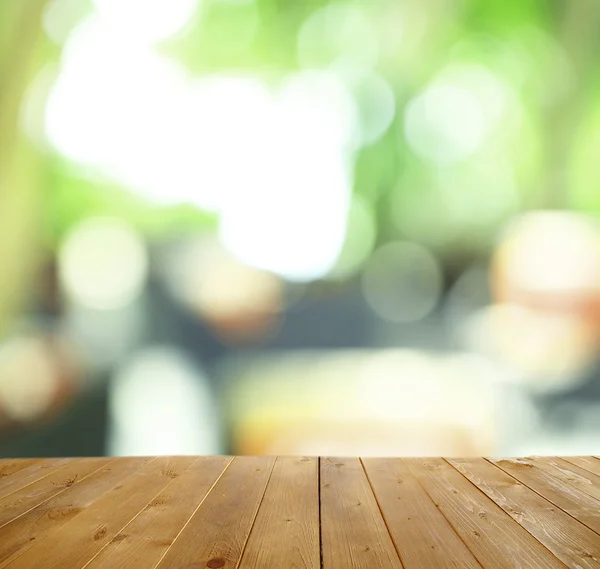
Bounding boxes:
[297,3,378,78]
[46,15,198,205]
[47,17,358,281]
[93,0,198,42]
[278,70,359,150]
[218,71,357,281]
[362,241,442,322]
[403,64,511,164]
[109,347,220,455]
[59,218,148,310]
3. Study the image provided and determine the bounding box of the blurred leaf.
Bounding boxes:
[43,162,218,248]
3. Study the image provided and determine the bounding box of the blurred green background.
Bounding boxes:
[2,0,600,458]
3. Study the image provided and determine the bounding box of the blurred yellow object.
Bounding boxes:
[226,350,497,457]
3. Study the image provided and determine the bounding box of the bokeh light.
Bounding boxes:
[495,212,600,299]
[362,241,442,322]
[161,238,284,343]
[403,64,514,165]
[109,347,219,456]
[353,72,396,146]
[43,0,90,45]
[59,217,148,310]
[0,334,80,424]
[92,0,199,43]
[296,3,378,80]
[0,337,57,422]
[464,303,597,391]
[218,71,356,281]
[4,0,600,460]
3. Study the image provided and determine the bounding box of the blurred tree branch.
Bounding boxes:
[0,0,48,336]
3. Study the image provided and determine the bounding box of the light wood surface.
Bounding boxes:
[0,456,599,568]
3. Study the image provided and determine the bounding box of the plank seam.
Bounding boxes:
[0,458,114,531]
[359,458,406,569]
[560,456,600,479]
[406,459,485,569]
[148,456,235,569]
[318,457,323,569]
[484,457,600,538]
[540,457,600,504]
[77,457,192,569]
[0,457,159,569]
[234,457,277,569]
[0,459,73,501]
[451,458,571,569]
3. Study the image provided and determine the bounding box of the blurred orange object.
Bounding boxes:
[492,211,600,328]
[0,332,82,431]
[484,211,600,388]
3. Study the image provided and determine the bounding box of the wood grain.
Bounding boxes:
[320,457,402,569]
[238,456,320,569]
[525,456,600,503]
[0,457,109,528]
[6,457,194,569]
[0,458,71,499]
[0,459,40,480]
[562,457,600,477]
[491,457,600,535]
[84,456,232,569]
[0,457,152,568]
[449,457,600,568]
[406,458,566,568]
[155,456,275,569]
[362,457,481,569]
[1,455,600,569]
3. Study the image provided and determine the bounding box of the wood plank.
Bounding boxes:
[238,456,320,569]
[362,457,481,569]
[320,457,402,569]
[491,457,600,535]
[0,457,110,528]
[155,456,275,569]
[0,457,153,568]
[6,457,195,569]
[449,457,600,569]
[0,459,41,480]
[526,456,600,503]
[562,457,600,478]
[0,458,72,499]
[83,456,232,569]
[406,458,566,569]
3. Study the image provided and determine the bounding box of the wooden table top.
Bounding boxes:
[1,456,600,568]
